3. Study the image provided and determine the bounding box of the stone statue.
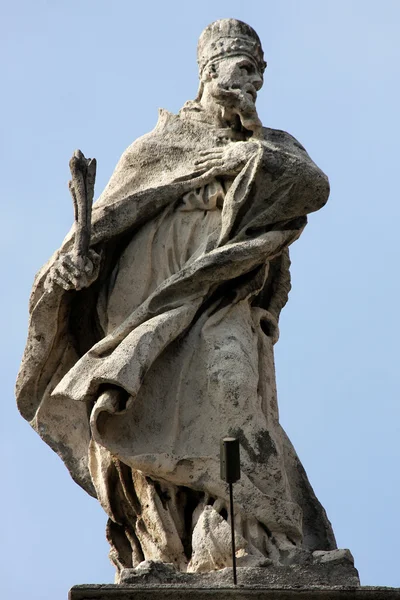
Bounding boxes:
[16,19,343,579]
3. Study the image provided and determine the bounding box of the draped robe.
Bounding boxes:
[16,107,336,572]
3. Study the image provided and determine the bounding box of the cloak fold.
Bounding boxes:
[16,109,333,549]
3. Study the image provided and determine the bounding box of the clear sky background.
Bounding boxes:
[1,1,399,598]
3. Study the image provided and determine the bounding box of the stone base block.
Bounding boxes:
[68,560,397,600]
[69,586,400,600]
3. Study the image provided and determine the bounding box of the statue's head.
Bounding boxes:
[196,19,266,132]
[197,19,266,82]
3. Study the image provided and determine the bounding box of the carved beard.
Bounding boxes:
[210,81,263,136]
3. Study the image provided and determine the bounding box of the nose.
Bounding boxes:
[217,62,242,89]
[251,71,263,91]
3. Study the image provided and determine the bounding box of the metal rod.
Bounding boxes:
[229,481,237,585]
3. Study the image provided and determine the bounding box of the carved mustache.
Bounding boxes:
[212,82,258,104]
[209,80,262,135]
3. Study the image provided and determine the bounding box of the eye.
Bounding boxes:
[208,63,218,79]
[240,63,253,75]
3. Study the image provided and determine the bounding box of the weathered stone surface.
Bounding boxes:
[69,586,400,600]
[313,550,355,566]
[16,17,346,582]
[117,561,360,588]
[67,561,390,599]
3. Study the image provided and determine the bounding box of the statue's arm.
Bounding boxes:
[260,128,330,214]
[191,129,329,216]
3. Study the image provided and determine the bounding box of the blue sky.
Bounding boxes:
[1,1,400,598]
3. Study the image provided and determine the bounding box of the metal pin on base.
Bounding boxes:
[220,437,241,586]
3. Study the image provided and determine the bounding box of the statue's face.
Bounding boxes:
[211,55,263,106]
[200,53,264,133]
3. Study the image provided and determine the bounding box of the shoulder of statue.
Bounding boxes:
[155,106,219,146]
[154,108,193,136]
[112,109,181,169]
[155,108,178,130]
[118,109,179,158]
[261,127,307,153]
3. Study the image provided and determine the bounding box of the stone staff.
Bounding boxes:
[68,149,96,261]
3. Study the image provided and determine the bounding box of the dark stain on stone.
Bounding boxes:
[230,427,277,465]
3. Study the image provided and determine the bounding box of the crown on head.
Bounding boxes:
[197,19,267,76]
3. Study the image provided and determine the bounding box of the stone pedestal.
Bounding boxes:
[69,586,400,600]
[69,560,399,599]
[68,560,395,600]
